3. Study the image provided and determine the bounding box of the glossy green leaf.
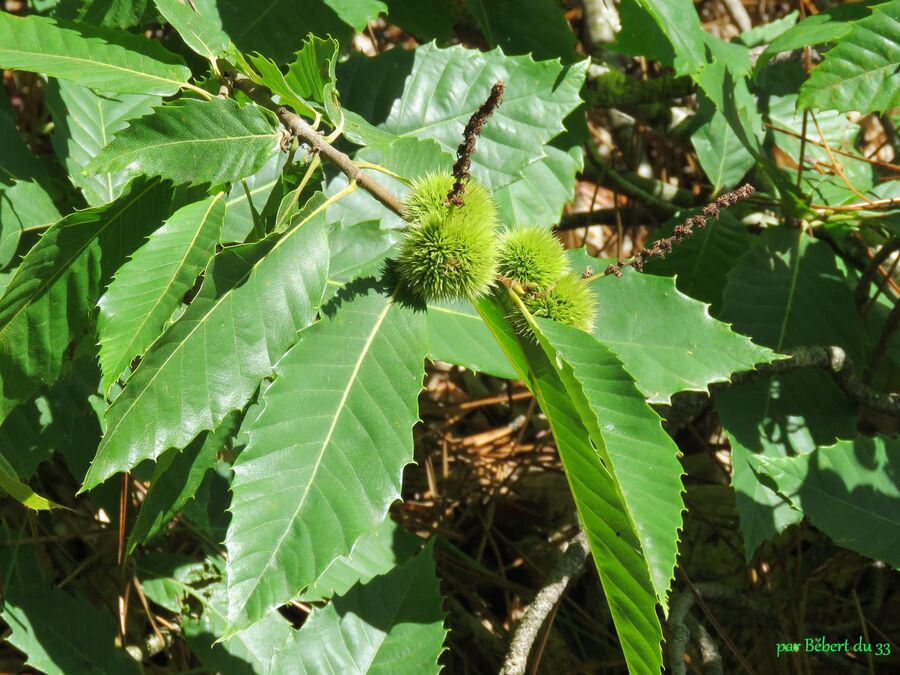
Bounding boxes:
[0,12,191,96]
[0,179,171,425]
[82,212,330,490]
[626,0,707,75]
[225,286,426,632]
[98,193,226,393]
[211,0,352,64]
[465,0,578,62]
[79,0,152,29]
[246,35,339,119]
[0,450,61,510]
[222,151,287,244]
[154,0,228,63]
[565,251,776,404]
[426,299,516,379]
[750,435,900,568]
[736,10,797,48]
[716,371,858,558]
[691,97,756,194]
[475,293,664,675]
[492,143,582,227]
[0,356,102,482]
[1,587,139,674]
[298,516,422,602]
[0,180,60,270]
[270,544,446,675]
[45,80,160,206]
[323,0,386,30]
[128,410,238,551]
[799,0,900,113]
[86,97,281,187]
[718,228,862,557]
[535,317,685,609]
[755,2,876,71]
[341,43,588,190]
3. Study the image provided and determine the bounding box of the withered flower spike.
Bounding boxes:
[447,81,505,207]
[602,184,755,278]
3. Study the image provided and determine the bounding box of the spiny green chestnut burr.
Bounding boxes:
[497,226,570,288]
[396,172,498,302]
[525,273,597,332]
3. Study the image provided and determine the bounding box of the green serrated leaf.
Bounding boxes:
[756,1,877,71]
[82,211,330,490]
[799,0,900,113]
[475,293,664,675]
[736,10,798,48]
[98,193,226,394]
[323,0,386,30]
[465,0,578,62]
[0,180,60,270]
[225,286,427,633]
[535,317,685,610]
[492,143,582,227]
[45,80,160,206]
[623,0,707,75]
[427,299,516,379]
[0,179,171,425]
[298,516,422,602]
[769,92,873,206]
[154,0,229,63]
[750,435,900,567]
[271,543,446,675]
[691,96,756,194]
[80,0,152,29]
[383,0,454,42]
[211,0,352,64]
[0,355,102,482]
[718,228,862,557]
[86,97,281,186]
[222,151,288,244]
[565,250,776,404]
[339,43,588,191]
[1,587,139,674]
[0,12,190,96]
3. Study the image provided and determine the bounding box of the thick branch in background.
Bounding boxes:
[583,146,696,211]
[447,81,504,206]
[749,345,900,418]
[499,530,590,675]
[667,583,772,675]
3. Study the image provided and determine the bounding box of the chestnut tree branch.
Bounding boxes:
[499,530,590,675]
[231,74,405,217]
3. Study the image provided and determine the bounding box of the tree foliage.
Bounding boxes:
[0,1,898,673]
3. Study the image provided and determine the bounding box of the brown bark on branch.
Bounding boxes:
[274,107,405,216]
[230,74,405,217]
